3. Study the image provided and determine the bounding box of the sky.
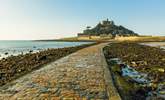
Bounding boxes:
[0,0,164,40]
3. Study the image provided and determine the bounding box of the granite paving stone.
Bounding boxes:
[0,43,120,100]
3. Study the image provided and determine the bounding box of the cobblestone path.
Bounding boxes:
[0,43,120,100]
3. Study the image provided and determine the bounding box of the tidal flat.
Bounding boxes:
[104,42,165,100]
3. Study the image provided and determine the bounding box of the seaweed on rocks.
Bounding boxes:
[103,42,165,100]
[0,43,98,86]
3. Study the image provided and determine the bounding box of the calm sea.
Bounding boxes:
[0,40,92,59]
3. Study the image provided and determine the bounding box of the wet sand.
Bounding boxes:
[141,42,165,49]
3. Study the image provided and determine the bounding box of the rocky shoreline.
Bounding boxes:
[0,43,111,100]
[0,43,97,86]
[104,42,165,100]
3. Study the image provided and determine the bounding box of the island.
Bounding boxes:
[78,19,138,40]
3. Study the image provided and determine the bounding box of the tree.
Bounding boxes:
[86,26,91,30]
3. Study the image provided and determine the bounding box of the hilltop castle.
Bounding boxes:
[78,19,138,40]
[102,19,114,25]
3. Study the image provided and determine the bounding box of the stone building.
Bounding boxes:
[102,18,114,26]
[77,19,138,39]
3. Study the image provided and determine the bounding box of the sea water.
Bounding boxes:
[0,40,92,59]
[141,42,165,49]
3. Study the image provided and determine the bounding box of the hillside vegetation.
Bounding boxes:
[78,19,138,37]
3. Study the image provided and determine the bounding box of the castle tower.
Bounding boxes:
[107,18,109,22]
[102,18,114,25]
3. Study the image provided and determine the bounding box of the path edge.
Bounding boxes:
[101,45,121,100]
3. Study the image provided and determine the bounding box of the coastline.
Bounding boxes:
[0,43,98,86]
[34,39,111,42]
[0,41,94,60]
[0,38,165,99]
[0,42,121,99]
[34,36,165,43]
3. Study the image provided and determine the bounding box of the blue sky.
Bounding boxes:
[0,0,164,40]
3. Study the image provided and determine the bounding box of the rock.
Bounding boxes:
[86,92,95,99]
[33,46,37,48]
[136,61,148,66]
[158,68,165,73]
[104,42,165,99]
[159,91,165,95]
[4,52,8,55]
[54,88,61,96]
[0,43,96,86]
[149,83,157,91]
[109,58,122,65]
[39,87,49,93]
[18,69,21,72]
[131,61,137,67]
[162,58,165,61]
[98,91,108,99]
[39,56,47,61]
[79,91,87,97]
[29,50,33,53]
